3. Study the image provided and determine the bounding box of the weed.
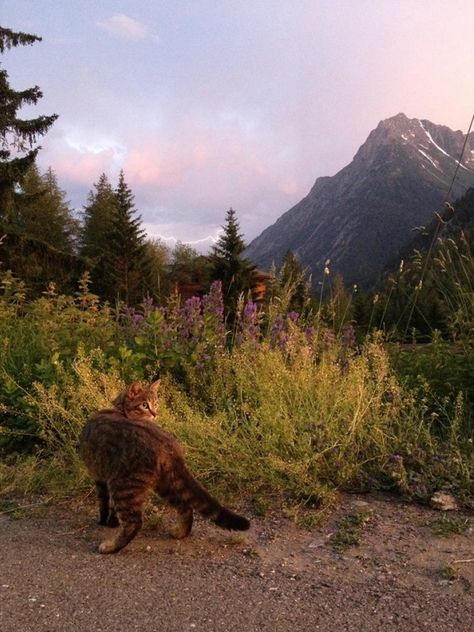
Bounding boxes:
[252,496,271,517]
[1,272,473,510]
[438,564,459,581]
[330,510,374,551]
[430,515,470,537]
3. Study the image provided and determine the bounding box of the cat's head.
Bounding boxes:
[112,381,160,420]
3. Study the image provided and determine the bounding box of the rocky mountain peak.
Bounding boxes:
[246,114,474,288]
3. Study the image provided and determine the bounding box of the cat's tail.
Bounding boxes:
[169,465,250,531]
[211,504,250,531]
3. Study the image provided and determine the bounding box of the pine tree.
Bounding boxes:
[105,170,147,304]
[80,173,118,295]
[209,208,255,320]
[18,165,78,251]
[0,27,58,221]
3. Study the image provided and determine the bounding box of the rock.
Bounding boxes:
[430,492,458,511]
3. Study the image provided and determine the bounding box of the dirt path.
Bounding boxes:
[1,493,473,632]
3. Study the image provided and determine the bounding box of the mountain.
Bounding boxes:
[245,113,474,288]
[393,186,474,267]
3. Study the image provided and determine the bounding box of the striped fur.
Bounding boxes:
[79,382,250,554]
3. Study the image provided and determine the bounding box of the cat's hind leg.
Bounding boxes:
[172,504,193,539]
[155,480,194,539]
[95,481,110,525]
[95,481,119,527]
[98,481,146,554]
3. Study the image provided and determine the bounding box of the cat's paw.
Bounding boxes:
[171,524,192,539]
[98,539,118,554]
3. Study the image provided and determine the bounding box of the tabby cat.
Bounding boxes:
[79,381,250,554]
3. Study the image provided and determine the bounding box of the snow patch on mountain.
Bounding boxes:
[417,149,440,169]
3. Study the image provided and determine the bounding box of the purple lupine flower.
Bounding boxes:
[176,297,204,357]
[341,323,356,348]
[236,300,260,345]
[141,294,155,317]
[202,281,225,349]
[322,329,336,351]
[269,314,290,352]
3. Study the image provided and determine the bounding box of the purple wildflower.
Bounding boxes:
[341,323,356,349]
[236,300,259,345]
[322,330,336,351]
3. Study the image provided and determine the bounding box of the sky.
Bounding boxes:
[2,0,474,251]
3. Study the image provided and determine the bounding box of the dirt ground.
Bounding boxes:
[0,492,473,632]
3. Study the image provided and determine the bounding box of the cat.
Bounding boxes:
[79,380,250,553]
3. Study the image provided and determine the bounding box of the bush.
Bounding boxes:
[1,273,472,508]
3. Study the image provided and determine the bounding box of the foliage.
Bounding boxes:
[169,242,210,288]
[329,510,374,551]
[1,273,472,510]
[360,189,474,342]
[275,250,312,315]
[390,338,474,436]
[209,208,255,323]
[0,26,58,220]
[80,173,118,295]
[103,170,148,304]
[10,164,77,250]
[0,272,119,452]
[429,514,469,537]
[143,238,172,302]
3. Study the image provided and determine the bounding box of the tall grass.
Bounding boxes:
[0,271,472,509]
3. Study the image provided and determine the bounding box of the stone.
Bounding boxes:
[430,491,459,512]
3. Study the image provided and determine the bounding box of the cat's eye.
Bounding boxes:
[142,402,149,409]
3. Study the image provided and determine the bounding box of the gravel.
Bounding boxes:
[1,493,473,631]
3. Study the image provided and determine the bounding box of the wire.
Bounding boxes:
[401,113,474,339]
[446,114,474,201]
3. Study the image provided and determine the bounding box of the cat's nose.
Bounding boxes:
[150,408,157,417]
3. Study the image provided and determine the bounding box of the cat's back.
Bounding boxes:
[81,408,177,447]
[79,408,181,455]
[80,409,180,477]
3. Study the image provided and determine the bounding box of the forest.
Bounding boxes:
[1,26,472,515]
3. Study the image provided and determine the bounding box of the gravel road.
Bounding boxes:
[1,493,473,631]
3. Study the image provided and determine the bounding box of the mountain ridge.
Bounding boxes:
[245,113,474,288]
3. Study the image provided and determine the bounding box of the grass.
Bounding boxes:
[1,272,473,516]
[429,515,470,537]
[329,509,374,551]
[1,336,473,516]
[438,564,460,581]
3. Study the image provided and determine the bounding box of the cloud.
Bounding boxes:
[96,14,159,42]
[38,109,307,244]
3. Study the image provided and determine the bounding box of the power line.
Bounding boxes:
[401,113,474,339]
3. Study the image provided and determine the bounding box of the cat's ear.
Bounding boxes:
[127,382,143,399]
[149,380,160,394]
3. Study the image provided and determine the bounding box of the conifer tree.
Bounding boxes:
[0,27,58,221]
[105,170,147,304]
[17,164,77,251]
[80,173,118,295]
[209,208,255,320]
